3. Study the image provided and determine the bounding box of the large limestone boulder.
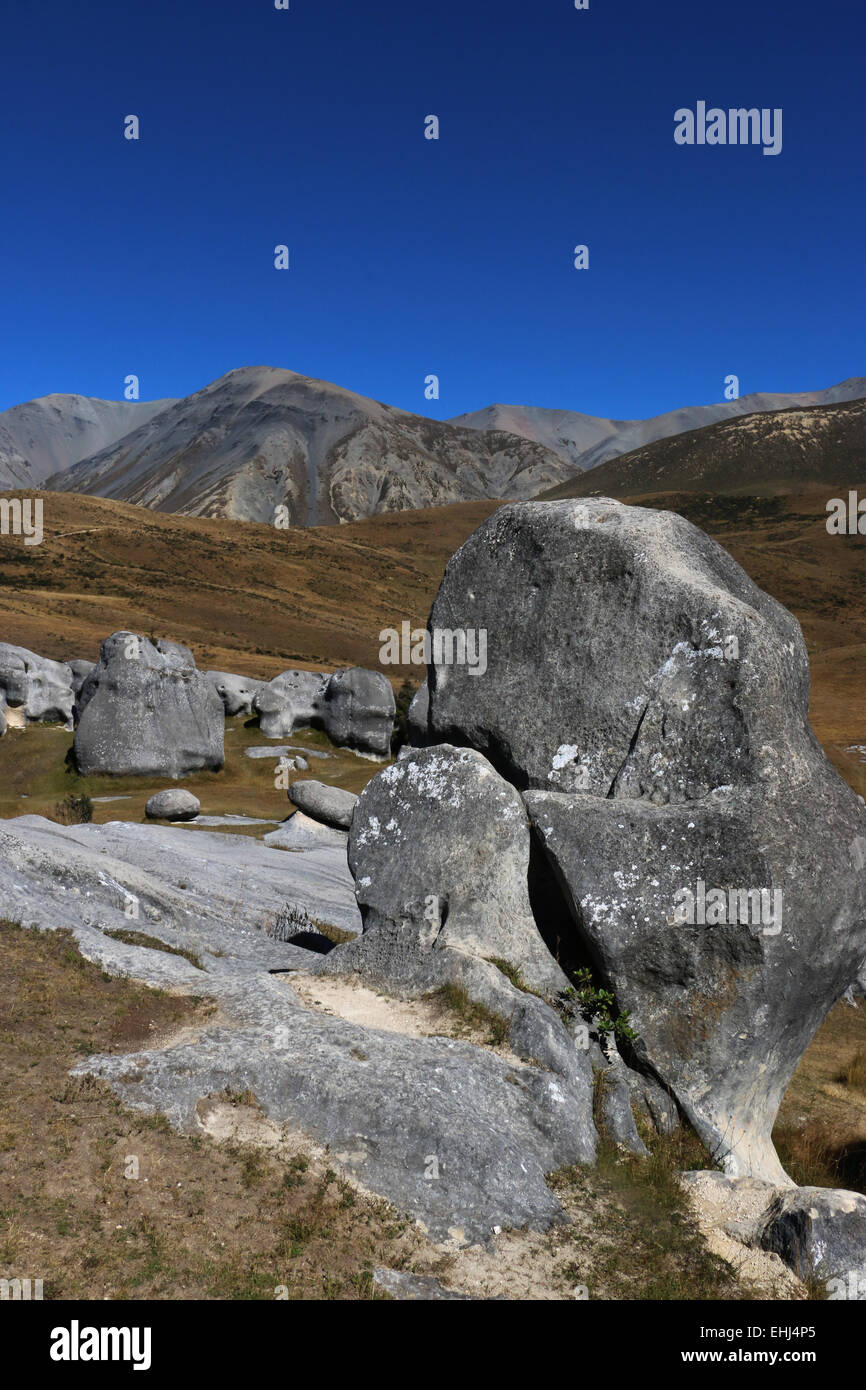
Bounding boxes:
[206,670,264,717]
[0,643,74,727]
[422,499,866,1184]
[74,631,224,777]
[253,670,326,738]
[320,667,395,756]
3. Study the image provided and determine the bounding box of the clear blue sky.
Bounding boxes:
[1,0,863,420]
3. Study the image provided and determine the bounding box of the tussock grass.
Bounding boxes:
[103,928,204,971]
[773,1122,866,1194]
[548,1128,740,1301]
[429,982,510,1047]
[838,1048,866,1093]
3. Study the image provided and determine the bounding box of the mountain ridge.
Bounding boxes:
[48,366,574,525]
[453,377,866,472]
[536,395,866,501]
[0,394,176,490]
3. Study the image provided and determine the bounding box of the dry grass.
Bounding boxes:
[773,1000,866,1193]
[547,1129,743,1301]
[4,485,866,768]
[0,719,385,830]
[428,982,511,1047]
[0,489,496,682]
[0,919,433,1300]
[102,928,205,972]
[840,1049,866,1093]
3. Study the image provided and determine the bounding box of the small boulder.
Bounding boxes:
[288,779,358,831]
[145,789,201,822]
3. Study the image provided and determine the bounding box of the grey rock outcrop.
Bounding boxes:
[206,670,264,717]
[155,638,196,668]
[66,658,95,699]
[319,667,395,756]
[372,1269,474,1301]
[73,631,224,777]
[254,670,326,738]
[265,810,348,850]
[681,1171,866,1292]
[346,744,567,996]
[254,666,396,754]
[288,780,358,831]
[406,680,430,747]
[145,789,201,821]
[0,815,591,1243]
[0,643,74,727]
[758,1188,866,1286]
[422,499,866,1184]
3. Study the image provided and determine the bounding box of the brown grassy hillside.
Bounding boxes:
[0,491,498,680]
[1,486,866,784]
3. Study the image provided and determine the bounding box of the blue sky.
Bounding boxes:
[1,0,863,420]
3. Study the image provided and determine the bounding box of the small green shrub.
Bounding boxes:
[560,967,637,1045]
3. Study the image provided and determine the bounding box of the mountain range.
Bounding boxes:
[452,377,866,472]
[45,367,572,525]
[0,394,174,490]
[539,395,866,502]
[0,368,863,524]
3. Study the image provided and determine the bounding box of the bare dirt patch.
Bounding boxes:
[284,970,528,1066]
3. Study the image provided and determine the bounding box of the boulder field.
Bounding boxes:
[0,631,397,774]
[2,497,865,1280]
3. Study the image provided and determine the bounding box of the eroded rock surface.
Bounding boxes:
[0,642,74,727]
[206,670,265,717]
[253,670,326,738]
[417,499,866,1182]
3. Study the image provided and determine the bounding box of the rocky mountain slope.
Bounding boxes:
[48,367,574,525]
[538,396,866,500]
[0,394,175,489]
[448,403,632,471]
[455,377,866,472]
